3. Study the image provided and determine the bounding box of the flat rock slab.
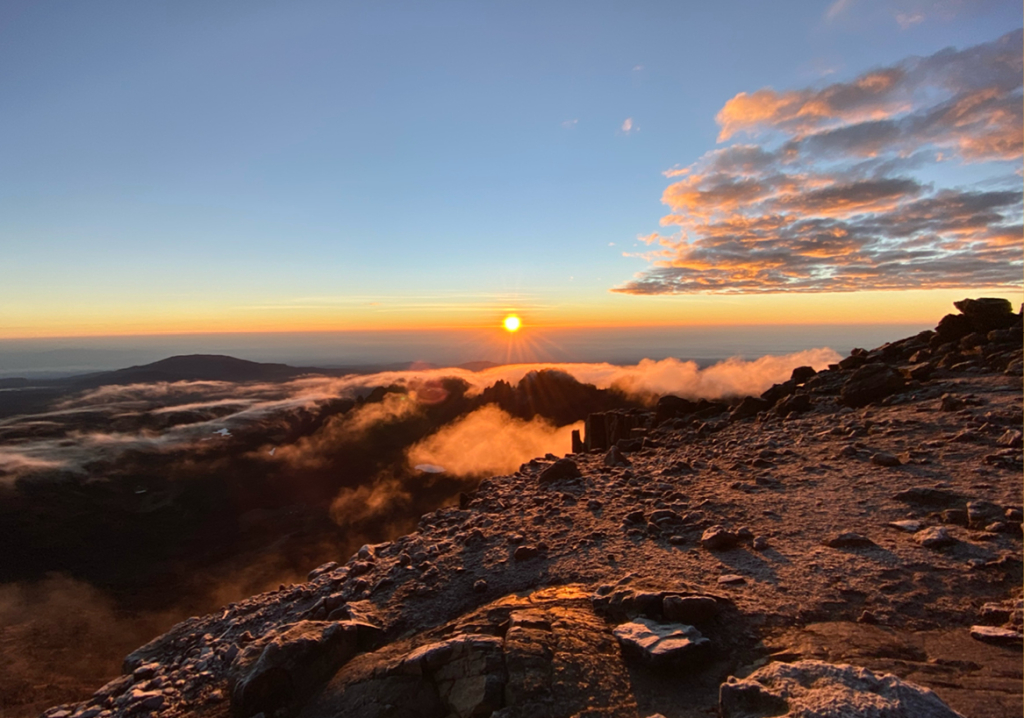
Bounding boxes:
[969,625,1023,647]
[613,617,710,666]
[720,659,964,717]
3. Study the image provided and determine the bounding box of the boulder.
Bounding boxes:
[933,313,972,344]
[719,660,964,717]
[701,526,740,551]
[730,396,770,420]
[654,395,699,425]
[775,393,812,417]
[954,297,1016,332]
[612,617,710,666]
[229,620,360,717]
[538,458,581,484]
[790,366,817,384]
[840,364,905,408]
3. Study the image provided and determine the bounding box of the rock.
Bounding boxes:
[775,393,812,417]
[916,526,956,549]
[662,595,720,624]
[969,625,1023,647]
[719,660,965,718]
[998,429,1023,448]
[513,545,541,561]
[893,487,962,507]
[887,520,922,533]
[954,297,1016,332]
[655,395,699,425]
[717,575,746,585]
[752,536,769,551]
[824,532,875,548]
[603,445,629,467]
[790,366,817,384]
[840,364,905,408]
[228,620,359,717]
[473,579,488,593]
[966,500,1003,527]
[934,313,973,344]
[730,396,770,420]
[612,617,710,666]
[538,458,582,484]
[871,451,901,467]
[940,393,965,411]
[701,526,740,551]
[902,362,934,381]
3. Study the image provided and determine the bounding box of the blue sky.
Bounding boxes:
[0,0,1020,340]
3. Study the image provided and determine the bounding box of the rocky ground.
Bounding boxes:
[42,299,1023,718]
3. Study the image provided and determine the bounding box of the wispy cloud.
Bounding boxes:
[621,117,635,134]
[561,118,578,129]
[614,30,1023,295]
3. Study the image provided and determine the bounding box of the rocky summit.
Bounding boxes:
[43,300,1023,718]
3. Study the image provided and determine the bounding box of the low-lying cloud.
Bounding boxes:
[0,348,839,483]
[615,30,1023,295]
[407,405,581,478]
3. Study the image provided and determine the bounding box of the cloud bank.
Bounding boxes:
[0,349,838,483]
[615,30,1023,295]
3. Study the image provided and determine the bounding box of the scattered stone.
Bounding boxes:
[718,575,746,585]
[824,532,875,549]
[730,396,771,420]
[840,364,905,408]
[612,617,710,666]
[538,458,582,484]
[603,445,629,467]
[701,526,740,551]
[998,429,1023,448]
[871,451,901,467]
[719,660,964,718]
[513,545,541,561]
[966,499,1003,527]
[887,520,922,533]
[662,595,720,624]
[893,487,962,507]
[790,366,817,384]
[751,536,769,551]
[940,394,966,412]
[916,526,956,549]
[969,625,1023,647]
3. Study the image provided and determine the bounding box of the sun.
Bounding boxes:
[503,315,521,332]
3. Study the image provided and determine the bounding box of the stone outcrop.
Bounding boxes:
[720,660,966,717]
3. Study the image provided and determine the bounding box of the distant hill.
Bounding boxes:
[63,354,320,388]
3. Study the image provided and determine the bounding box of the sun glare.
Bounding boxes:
[503,315,521,332]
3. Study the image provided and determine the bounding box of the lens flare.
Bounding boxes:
[503,315,521,332]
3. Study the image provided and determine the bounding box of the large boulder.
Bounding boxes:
[229,621,360,717]
[719,660,964,717]
[839,364,905,408]
[655,395,699,425]
[953,297,1016,333]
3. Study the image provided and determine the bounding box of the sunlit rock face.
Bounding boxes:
[35,301,1024,718]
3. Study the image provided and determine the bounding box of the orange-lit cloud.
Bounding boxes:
[406,404,580,478]
[616,30,1023,295]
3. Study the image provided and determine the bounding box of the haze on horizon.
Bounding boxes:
[0,0,1021,348]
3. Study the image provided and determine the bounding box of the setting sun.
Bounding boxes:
[503,315,521,332]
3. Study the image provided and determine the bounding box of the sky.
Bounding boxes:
[0,0,1021,356]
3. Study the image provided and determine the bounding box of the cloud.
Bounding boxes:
[561,118,578,129]
[621,117,635,134]
[615,30,1023,295]
[406,405,580,478]
[0,348,842,482]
